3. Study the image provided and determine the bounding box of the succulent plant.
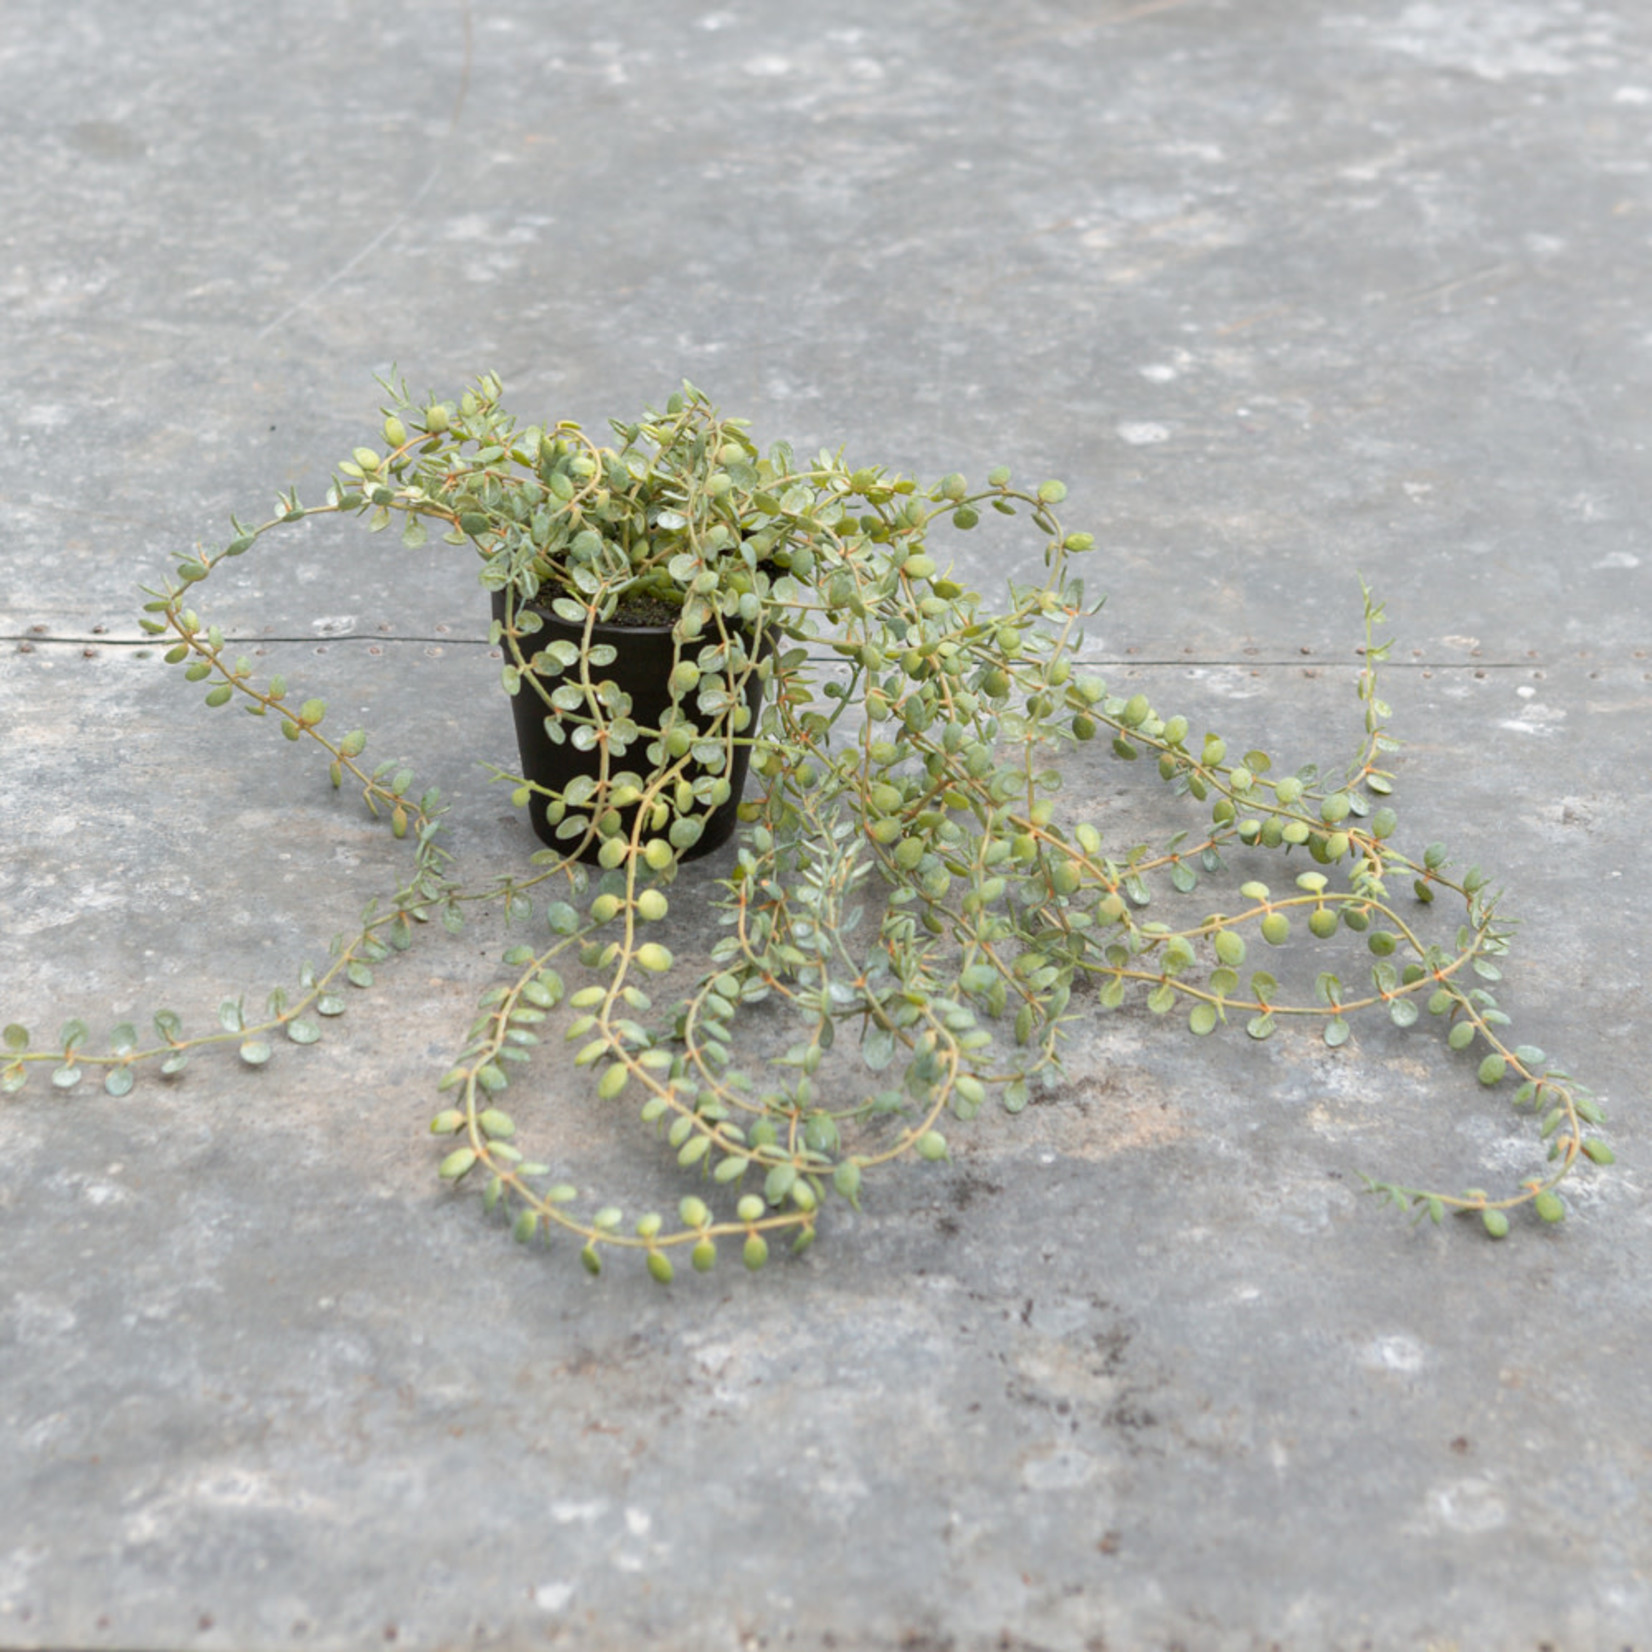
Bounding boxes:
[1,375,1612,1276]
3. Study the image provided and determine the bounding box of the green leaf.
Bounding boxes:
[438,1147,478,1181]
[239,1040,273,1067]
[1188,1003,1218,1037]
[104,1067,134,1098]
[862,1022,896,1071]
[3,1024,29,1052]
[1324,1018,1351,1048]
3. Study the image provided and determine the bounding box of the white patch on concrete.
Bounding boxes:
[1425,1477,1509,1533]
[1359,2,1593,81]
[0,1543,48,1612]
[311,614,357,636]
[1117,422,1171,446]
[624,1507,652,1537]
[443,214,492,242]
[1500,701,1567,735]
[1138,363,1179,382]
[123,1469,341,1546]
[1365,1333,1425,1374]
[551,1499,607,1525]
[8,1293,77,1344]
[1594,550,1640,569]
[742,54,794,76]
[533,1581,575,1611]
[1021,1445,1100,1491]
[1612,86,1652,104]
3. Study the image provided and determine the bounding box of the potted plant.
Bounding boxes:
[1,375,1613,1278]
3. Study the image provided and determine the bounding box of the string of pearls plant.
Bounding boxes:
[2,377,1613,1277]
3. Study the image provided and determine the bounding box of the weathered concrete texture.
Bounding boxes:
[2,2,1650,1649]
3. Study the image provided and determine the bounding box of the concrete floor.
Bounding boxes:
[2,2,1649,1647]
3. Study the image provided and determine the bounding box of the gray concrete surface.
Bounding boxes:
[2,2,1649,1648]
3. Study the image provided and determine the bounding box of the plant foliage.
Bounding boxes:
[3,377,1612,1273]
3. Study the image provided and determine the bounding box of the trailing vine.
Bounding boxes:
[1,376,1613,1274]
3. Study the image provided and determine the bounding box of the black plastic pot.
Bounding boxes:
[492,589,765,864]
